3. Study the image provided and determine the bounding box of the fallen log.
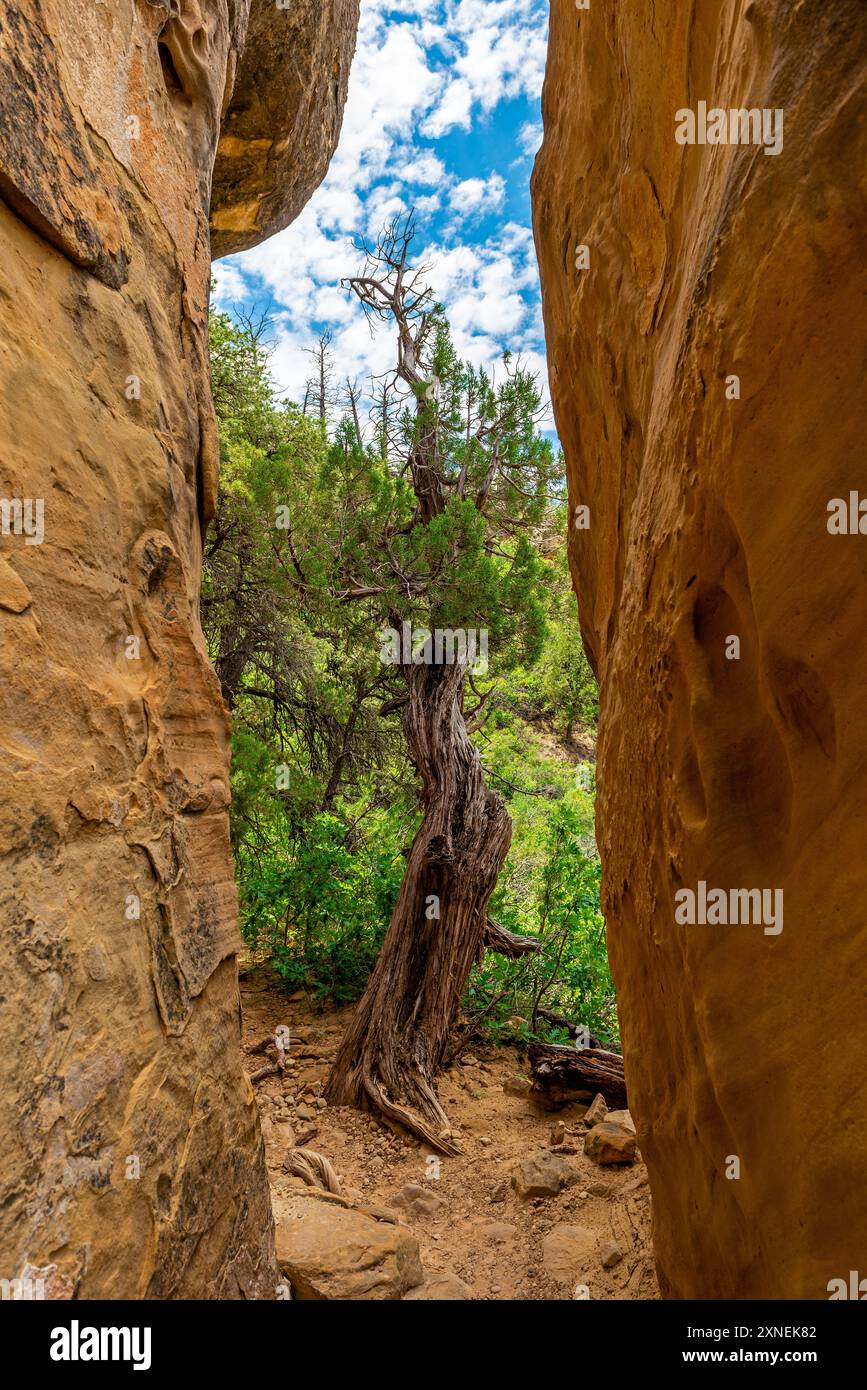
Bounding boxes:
[533,1007,603,1048]
[528,1042,627,1109]
[482,918,542,958]
[249,1061,280,1084]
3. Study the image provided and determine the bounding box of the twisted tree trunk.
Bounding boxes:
[326,658,511,1152]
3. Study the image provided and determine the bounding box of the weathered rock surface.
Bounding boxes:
[273,1191,423,1300]
[211,0,359,257]
[542,1224,597,1284]
[533,0,867,1297]
[403,1272,474,1301]
[583,1093,608,1128]
[503,1074,533,1099]
[0,0,357,1297]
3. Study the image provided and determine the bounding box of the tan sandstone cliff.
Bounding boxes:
[533,0,867,1298]
[0,0,357,1298]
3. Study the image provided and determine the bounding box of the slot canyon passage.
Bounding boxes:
[0,0,864,1304]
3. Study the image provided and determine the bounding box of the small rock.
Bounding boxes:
[503,1075,533,1099]
[295,1104,315,1121]
[600,1240,623,1268]
[489,1181,508,1204]
[621,1173,649,1194]
[390,1182,446,1219]
[478,1221,517,1243]
[315,1098,327,1110]
[511,1150,580,1199]
[550,1121,567,1146]
[583,1093,608,1128]
[584,1122,636,1166]
[461,1054,480,1067]
[479,1136,492,1147]
[403,1272,473,1300]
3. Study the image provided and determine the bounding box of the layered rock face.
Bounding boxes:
[533,1,866,1298]
[0,0,356,1297]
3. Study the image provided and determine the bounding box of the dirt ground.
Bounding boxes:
[241,964,659,1300]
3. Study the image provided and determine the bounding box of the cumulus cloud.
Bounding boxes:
[423,0,548,136]
[516,119,543,158]
[448,172,506,218]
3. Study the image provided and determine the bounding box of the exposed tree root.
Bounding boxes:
[362,1069,461,1157]
[283,1148,342,1193]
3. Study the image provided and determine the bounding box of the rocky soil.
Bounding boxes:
[241,965,658,1301]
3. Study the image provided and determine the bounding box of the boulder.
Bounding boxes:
[606,1109,636,1136]
[584,1123,637,1167]
[211,0,360,256]
[273,1192,423,1300]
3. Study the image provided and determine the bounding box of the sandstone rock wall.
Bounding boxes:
[0,0,356,1297]
[533,0,867,1298]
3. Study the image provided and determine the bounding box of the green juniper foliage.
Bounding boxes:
[205,267,615,1046]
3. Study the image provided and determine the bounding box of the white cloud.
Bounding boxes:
[517,119,543,158]
[448,172,505,218]
[211,261,247,308]
[398,151,449,186]
[424,0,548,135]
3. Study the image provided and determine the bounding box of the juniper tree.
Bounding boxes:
[319,215,560,1150]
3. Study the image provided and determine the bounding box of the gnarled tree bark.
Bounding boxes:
[325,658,512,1153]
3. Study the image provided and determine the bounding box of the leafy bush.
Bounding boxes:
[238,811,405,1004]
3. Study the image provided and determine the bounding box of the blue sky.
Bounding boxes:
[213,0,551,422]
